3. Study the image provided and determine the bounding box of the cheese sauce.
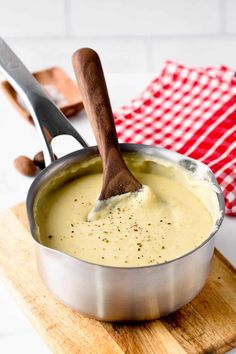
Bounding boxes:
[35,155,215,267]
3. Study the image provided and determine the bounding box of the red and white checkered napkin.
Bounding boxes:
[114,61,236,216]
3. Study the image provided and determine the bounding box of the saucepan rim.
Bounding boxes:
[26,143,225,270]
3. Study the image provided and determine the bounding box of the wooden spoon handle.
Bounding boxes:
[72,48,141,200]
[72,48,118,162]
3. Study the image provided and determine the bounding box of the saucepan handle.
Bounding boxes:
[0,38,88,166]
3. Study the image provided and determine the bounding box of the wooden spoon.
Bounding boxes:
[72,48,142,203]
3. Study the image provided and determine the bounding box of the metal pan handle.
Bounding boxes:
[0,38,88,166]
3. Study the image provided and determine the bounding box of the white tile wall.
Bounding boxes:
[225,0,236,33]
[70,0,220,36]
[150,37,236,71]
[0,0,236,73]
[0,0,65,36]
[5,38,148,74]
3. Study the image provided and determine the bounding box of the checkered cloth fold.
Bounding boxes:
[114,61,236,216]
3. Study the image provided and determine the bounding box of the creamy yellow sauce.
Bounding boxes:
[35,155,216,267]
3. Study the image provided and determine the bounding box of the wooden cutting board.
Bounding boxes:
[0,203,235,354]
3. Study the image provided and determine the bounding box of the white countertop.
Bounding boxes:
[0,73,235,353]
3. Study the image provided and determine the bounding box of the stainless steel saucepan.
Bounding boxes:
[0,38,225,321]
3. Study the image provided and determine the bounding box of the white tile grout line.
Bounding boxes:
[3,33,236,41]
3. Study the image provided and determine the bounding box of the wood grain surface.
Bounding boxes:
[0,203,235,354]
[72,48,141,200]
